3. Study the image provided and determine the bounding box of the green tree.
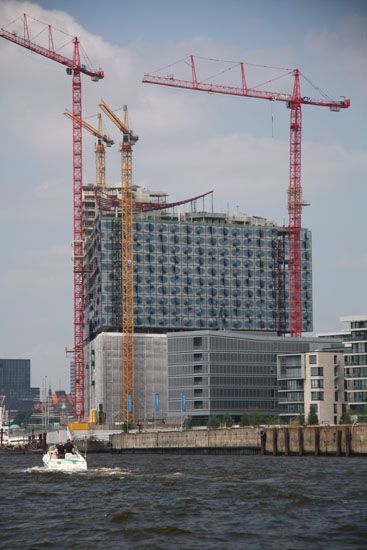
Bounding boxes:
[307,410,319,425]
[240,413,250,426]
[340,411,352,424]
[221,412,233,427]
[247,409,263,426]
[298,414,305,426]
[207,416,220,429]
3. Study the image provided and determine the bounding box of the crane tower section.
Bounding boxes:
[1,13,104,418]
[142,56,350,336]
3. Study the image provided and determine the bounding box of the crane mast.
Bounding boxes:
[1,14,104,418]
[64,109,114,189]
[99,100,138,423]
[143,56,350,336]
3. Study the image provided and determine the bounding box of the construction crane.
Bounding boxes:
[99,99,139,423]
[0,13,104,418]
[64,109,114,189]
[143,56,350,336]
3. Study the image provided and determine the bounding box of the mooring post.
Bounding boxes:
[260,429,267,455]
[284,428,290,456]
[336,429,342,457]
[43,432,47,450]
[298,427,304,456]
[0,428,3,447]
[314,427,320,457]
[345,426,351,457]
[272,428,278,456]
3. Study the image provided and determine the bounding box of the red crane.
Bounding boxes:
[1,14,104,417]
[143,56,350,336]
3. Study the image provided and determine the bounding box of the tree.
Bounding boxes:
[221,412,233,427]
[340,411,352,424]
[247,410,263,426]
[298,414,305,426]
[207,416,220,429]
[307,410,319,425]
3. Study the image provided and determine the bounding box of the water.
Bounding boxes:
[0,452,366,549]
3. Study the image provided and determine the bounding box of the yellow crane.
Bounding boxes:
[99,99,138,424]
[64,109,114,189]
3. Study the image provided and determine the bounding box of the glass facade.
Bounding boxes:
[167,331,328,419]
[85,211,313,339]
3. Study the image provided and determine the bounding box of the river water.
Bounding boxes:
[0,452,366,549]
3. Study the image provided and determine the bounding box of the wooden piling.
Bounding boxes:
[284,428,290,456]
[314,427,320,456]
[336,429,342,456]
[345,426,351,457]
[272,428,278,456]
[298,427,304,456]
[260,429,267,455]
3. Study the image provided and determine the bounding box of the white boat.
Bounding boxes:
[42,445,87,472]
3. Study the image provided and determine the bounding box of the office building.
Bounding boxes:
[166,331,338,421]
[0,358,40,414]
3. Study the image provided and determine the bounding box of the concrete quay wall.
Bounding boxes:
[110,425,367,456]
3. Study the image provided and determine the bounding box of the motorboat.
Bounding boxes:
[42,444,87,472]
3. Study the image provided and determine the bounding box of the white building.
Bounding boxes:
[278,350,344,424]
[341,315,367,413]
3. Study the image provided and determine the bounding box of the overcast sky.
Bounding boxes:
[0,0,366,391]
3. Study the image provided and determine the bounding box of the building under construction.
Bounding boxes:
[84,186,313,341]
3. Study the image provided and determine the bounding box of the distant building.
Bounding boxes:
[0,359,39,417]
[341,315,367,413]
[85,332,167,424]
[166,331,338,421]
[278,350,345,424]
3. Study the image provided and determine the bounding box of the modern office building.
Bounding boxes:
[85,332,167,424]
[166,331,338,421]
[0,358,40,414]
[342,315,367,413]
[84,189,313,340]
[277,350,345,424]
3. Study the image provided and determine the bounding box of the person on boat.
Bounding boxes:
[64,439,75,454]
[56,442,65,458]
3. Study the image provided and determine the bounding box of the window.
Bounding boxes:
[194,353,202,360]
[335,391,339,402]
[194,364,203,373]
[311,367,324,377]
[311,391,324,401]
[193,337,202,349]
[311,379,324,388]
[334,355,338,365]
[309,355,317,365]
[333,404,337,414]
[194,376,203,385]
[194,400,203,409]
[194,388,203,396]
[310,404,318,413]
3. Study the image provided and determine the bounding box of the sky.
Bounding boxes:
[0,0,366,391]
